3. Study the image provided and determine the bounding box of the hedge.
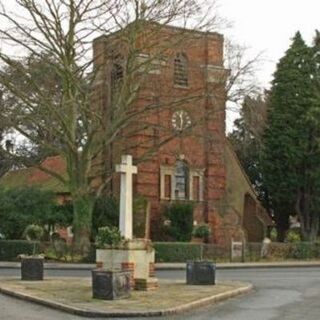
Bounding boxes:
[153,242,202,262]
[245,242,320,261]
[290,242,320,260]
[153,241,320,263]
[0,240,40,261]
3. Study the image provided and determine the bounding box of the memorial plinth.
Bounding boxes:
[98,155,158,291]
[96,239,158,291]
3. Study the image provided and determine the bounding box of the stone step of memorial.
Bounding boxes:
[135,278,159,291]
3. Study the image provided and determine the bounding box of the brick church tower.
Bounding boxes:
[92,22,272,245]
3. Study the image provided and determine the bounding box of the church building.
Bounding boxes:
[91,22,272,245]
[0,22,272,245]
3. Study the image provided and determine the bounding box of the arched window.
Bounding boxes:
[174,53,188,87]
[174,160,189,199]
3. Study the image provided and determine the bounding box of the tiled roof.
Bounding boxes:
[0,156,68,193]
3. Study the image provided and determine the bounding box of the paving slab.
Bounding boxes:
[0,277,252,317]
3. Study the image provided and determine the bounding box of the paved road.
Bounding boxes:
[0,267,320,320]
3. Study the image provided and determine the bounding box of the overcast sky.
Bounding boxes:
[219,0,320,129]
[5,0,319,86]
[220,0,320,86]
[3,1,320,131]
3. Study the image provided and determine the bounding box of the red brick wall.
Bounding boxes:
[93,25,228,243]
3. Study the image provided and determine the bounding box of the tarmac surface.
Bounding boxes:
[0,262,320,319]
[1,260,320,270]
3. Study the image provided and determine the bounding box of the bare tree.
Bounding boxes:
[0,0,260,253]
[225,39,263,107]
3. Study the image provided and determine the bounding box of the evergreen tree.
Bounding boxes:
[229,94,270,212]
[262,32,320,241]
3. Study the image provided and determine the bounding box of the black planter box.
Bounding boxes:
[92,269,131,300]
[21,257,44,281]
[186,261,215,285]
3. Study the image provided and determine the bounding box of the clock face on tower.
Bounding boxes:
[171,110,192,132]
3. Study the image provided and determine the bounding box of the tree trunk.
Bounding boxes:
[300,213,319,242]
[275,209,289,242]
[296,190,319,242]
[72,192,94,256]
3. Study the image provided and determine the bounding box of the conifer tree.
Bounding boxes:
[262,32,320,241]
[229,94,270,210]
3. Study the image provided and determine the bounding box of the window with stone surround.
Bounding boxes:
[174,160,189,199]
[174,53,188,87]
[160,163,204,201]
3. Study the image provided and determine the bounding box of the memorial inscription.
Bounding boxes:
[92,269,131,300]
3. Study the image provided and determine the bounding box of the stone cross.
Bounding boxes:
[116,155,138,239]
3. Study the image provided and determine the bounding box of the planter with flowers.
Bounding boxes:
[188,223,215,285]
[20,224,44,281]
[191,223,210,243]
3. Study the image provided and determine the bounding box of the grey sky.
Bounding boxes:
[2,0,320,130]
[220,0,320,129]
[221,0,320,86]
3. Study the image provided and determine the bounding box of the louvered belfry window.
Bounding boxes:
[111,63,124,92]
[174,53,188,87]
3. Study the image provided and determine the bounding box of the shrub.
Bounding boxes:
[0,240,40,261]
[81,244,96,263]
[202,243,231,261]
[133,196,149,238]
[24,225,44,241]
[164,202,194,242]
[268,243,292,259]
[0,187,70,239]
[290,242,313,259]
[95,226,123,248]
[91,196,119,239]
[285,228,301,243]
[270,228,278,242]
[192,223,210,239]
[243,243,261,262]
[23,224,44,256]
[312,242,320,258]
[150,214,174,242]
[153,242,202,262]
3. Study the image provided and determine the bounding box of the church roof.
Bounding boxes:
[224,141,273,226]
[0,156,68,193]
